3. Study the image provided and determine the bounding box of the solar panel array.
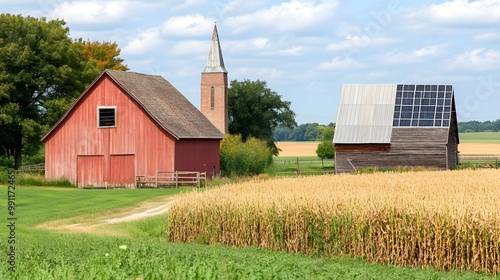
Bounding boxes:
[393,84,453,127]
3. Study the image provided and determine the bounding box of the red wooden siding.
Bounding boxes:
[77,155,104,188]
[45,76,176,187]
[109,155,135,187]
[174,139,221,177]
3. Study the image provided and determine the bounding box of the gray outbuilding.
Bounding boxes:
[333,84,459,173]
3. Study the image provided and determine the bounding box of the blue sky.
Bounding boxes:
[2,0,500,124]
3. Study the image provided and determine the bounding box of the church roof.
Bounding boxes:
[203,24,227,73]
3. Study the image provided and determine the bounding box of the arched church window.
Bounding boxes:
[210,87,214,109]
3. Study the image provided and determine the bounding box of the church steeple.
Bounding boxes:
[200,24,228,134]
[203,24,227,73]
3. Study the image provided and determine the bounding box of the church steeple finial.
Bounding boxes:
[203,23,227,73]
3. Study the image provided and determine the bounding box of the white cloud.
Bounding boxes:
[364,71,388,80]
[170,40,207,55]
[225,0,338,33]
[473,31,500,41]
[417,0,500,25]
[256,68,284,79]
[50,1,128,25]
[262,46,303,56]
[252,37,268,49]
[448,48,500,71]
[215,0,268,18]
[318,57,365,71]
[230,67,284,80]
[377,45,443,64]
[413,45,440,57]
[123,14,215,55]
[162,14,215,37]
[122,28,162,55]
[327,35,397,52]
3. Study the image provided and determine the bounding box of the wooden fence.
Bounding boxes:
[16,163,45,173]
[136,171,206,188]
[459,154,500,169]
[274,157,335,177]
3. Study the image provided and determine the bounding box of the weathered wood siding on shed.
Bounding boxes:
[174,139,221,177]
[335,128,451,173]
[45,76,176,187]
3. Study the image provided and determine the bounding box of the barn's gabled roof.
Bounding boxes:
[333,84,459,144]
[42,70,225,141]
[203,24,227,73]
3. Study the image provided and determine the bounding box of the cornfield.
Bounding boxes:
[167,170,500,274]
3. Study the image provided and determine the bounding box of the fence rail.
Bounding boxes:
[274,157,335,177]
[16,163,45,173]
[136,171,206,188]
[459,154,500,169]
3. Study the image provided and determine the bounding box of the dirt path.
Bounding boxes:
[37,196,177,235]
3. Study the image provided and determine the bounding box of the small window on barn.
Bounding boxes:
[98,106,116,128]
[210,86,215,109]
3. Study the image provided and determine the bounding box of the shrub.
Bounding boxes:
[0,157,15,171]
[220,134,273,177]
[316,141,334,159]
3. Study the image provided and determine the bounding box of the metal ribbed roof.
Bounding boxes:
[333,84,397,144]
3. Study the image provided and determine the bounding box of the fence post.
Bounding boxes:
[197,172,200,188]
[175,171,179,188]
[296,157,300,175]
[155,172,158,188]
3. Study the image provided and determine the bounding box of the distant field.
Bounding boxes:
[276,141,320,157]
[459,143,500,155]
[277,132,500,157]
[459,131,500,143]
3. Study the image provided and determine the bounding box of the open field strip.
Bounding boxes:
[460,132,500,144]
[458,143,500,155]
[168,169,500,274]
[276,141,320,157]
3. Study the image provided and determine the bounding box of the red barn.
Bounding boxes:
[42,70,224,188]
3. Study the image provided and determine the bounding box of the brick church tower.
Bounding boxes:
[201,24,228,134]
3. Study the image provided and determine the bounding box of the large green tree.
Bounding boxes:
[228,79,296,155]
[0,14,127,168]
[79,39,129,72]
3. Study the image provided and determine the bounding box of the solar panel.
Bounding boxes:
[393,84,453,127]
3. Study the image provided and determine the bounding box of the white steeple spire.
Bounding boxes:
[203,24,227,73]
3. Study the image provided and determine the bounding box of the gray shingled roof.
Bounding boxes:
[42,70,224,141]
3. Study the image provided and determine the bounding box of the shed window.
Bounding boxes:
[98,107,116,127]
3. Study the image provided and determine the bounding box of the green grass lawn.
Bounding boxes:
[272,156,335,176]
[0,185,495,279]
[459,131,500,143]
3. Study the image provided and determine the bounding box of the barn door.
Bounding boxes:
[109,155,135,188]
[77,155,104,188]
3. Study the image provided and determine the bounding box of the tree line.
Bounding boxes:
[458,120,500,133]
[274,123,335,142]
[0,14,129,168]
